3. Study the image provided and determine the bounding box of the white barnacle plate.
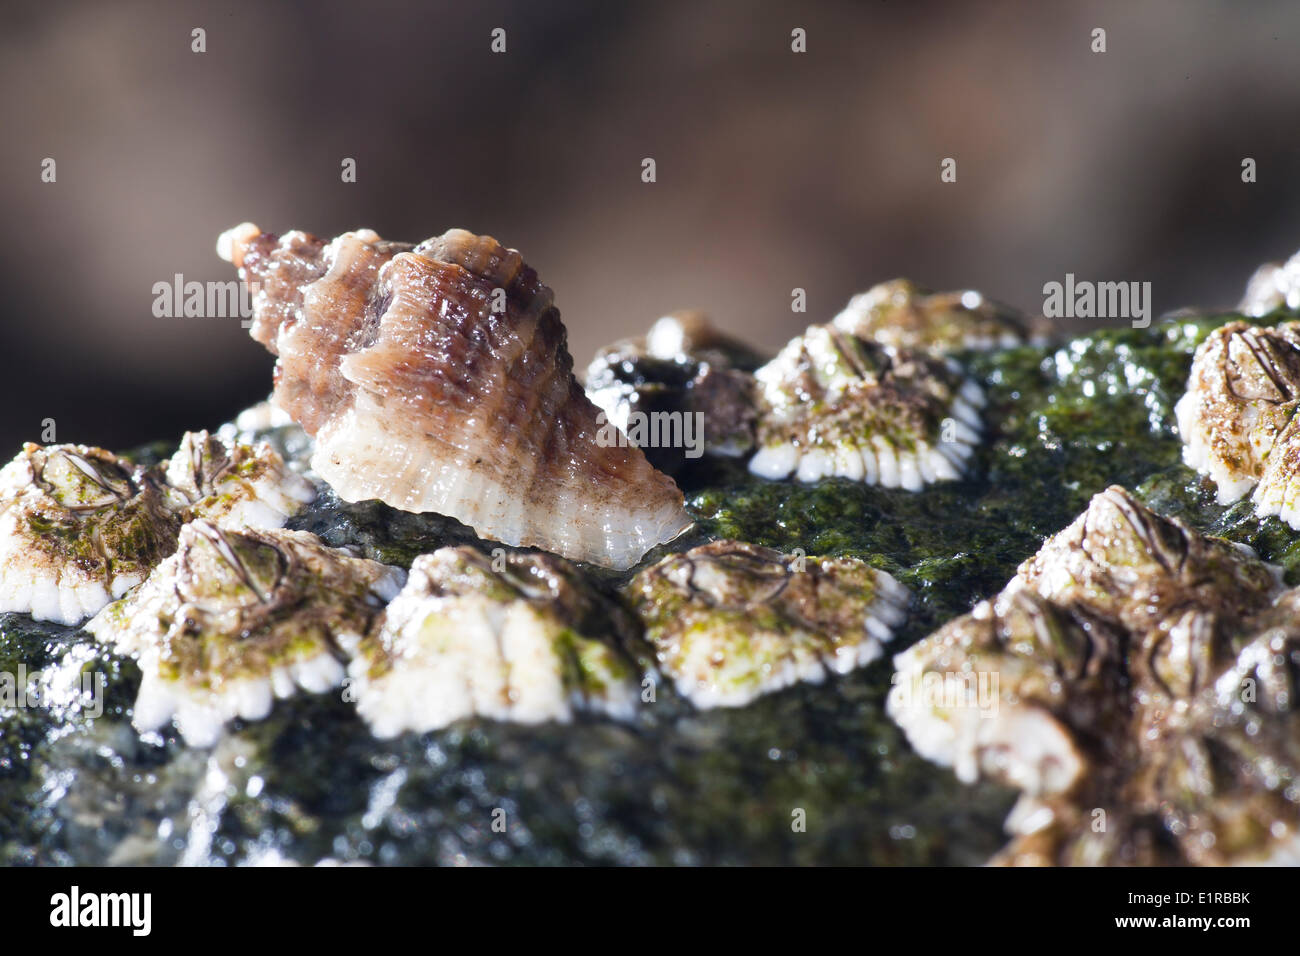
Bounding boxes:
[886,588,1094,799]
[1239,247,1300,317]
[1173,318,1300,530]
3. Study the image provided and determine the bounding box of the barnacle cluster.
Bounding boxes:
[8,226,1013,749]
[889,486,1300,865]
[589,291,1000,489]
[0,434,314,626]
[629,540,910,708]
[10,217,1300,867]
[348,547,641,737]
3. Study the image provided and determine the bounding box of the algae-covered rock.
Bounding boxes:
[4,306,1300,866]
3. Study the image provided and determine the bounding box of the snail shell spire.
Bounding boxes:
[219,224,691,569]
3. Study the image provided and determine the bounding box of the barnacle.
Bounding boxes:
[888,588,1115,798]
[86,521,404,746]
[889,486,1300,865]
[0,443,180,624]
[830,278,1036,353]
[219,223,691,569]
[347,547,640,737]
[585,311,762,471]
[638,310,770,370]
[747,324,985,486]
[216,399,315,478]
[628,539,910,708]
[163,430,315,529]
[1240,249,1300,316]
[226,399,296,435]
[1175,320,1300,523]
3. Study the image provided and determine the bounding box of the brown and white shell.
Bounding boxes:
[218,224,691,570]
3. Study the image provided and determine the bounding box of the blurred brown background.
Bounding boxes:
[2,0,1299,454]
